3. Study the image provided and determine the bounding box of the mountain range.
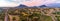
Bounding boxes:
[17,4,47,8]
[17,3,60,8]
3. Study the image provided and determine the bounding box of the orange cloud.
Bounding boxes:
[0,0,56,7]
[21,0,56,6]
[22,0,45,6]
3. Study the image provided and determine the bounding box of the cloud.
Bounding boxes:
[21,0,57,6]
[0,0,20,7]
[0,0,60,7]
[46,3,60,7]
[21,0,45,6]
[54,0,60,3]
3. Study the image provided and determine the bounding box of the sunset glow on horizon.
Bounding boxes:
[0,0,60,7]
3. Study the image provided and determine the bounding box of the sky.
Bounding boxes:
[0,0,60,7]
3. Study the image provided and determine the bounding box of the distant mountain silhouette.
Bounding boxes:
[18,4,28,8]
[17,4,47,8]
[46,3,60,7]
[39,5,47,8]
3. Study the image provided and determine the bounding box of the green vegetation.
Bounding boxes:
[40,15,52,21]
[0,8,5,21]
[56,16,60,21]
[53,11,60,15]
[1,8,60,21]
[7,8,53,21]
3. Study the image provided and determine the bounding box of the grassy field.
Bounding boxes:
[56,16,60,21]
